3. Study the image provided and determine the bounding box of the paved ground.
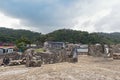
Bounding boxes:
[0,55,120,80]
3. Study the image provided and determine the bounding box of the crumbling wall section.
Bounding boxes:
[25,48,68,67]
[110,44,120,53]
[110,44,120,59]
[88,45,104,57]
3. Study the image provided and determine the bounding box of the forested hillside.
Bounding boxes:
[0,27,41,43]
[45,29,117,44]
[0,27,120,44]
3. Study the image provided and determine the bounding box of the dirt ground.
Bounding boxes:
[0,55,120,80]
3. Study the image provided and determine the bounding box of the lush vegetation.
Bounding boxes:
[0,27,41,43]
[0,27,120,45]
[45,29,117,44]
[16,37,31,52]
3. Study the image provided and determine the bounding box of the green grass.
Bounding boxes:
[35,48,46,53]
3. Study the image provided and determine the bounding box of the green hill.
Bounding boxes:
[45,29,114,44]
[0,27,120,44]
[0,27,41,43]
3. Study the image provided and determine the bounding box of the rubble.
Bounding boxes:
[88,44,105,57]
[88,44,113,58]
[24,48,70,67]
[110,44,120,59]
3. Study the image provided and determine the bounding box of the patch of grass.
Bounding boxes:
[35,48,46,53]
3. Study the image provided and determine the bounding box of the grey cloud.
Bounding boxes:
[0,0,120,33]
[94,3,120,32]
[0,0,82,33]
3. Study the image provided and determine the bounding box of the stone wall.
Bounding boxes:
[25,48,69,67]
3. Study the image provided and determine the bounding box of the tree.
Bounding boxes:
[16,36,31,52]
[35,35,46,46]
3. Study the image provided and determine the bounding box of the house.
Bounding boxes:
[44,41,65,49]
[0,46,15,54]
[76,44,88,55]
[0,48,4,54]
[27,44,37,48]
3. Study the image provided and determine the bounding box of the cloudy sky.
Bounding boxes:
[0,0,120,34]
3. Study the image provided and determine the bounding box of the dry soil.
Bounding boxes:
[0,55,120,80]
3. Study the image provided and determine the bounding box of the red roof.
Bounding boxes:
[0,46,15,49]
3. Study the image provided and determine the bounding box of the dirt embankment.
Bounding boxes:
[0,55,120,80]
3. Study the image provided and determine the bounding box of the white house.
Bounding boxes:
[77,45,88,55]
[0,46,15,54]
[0,48,4,54]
